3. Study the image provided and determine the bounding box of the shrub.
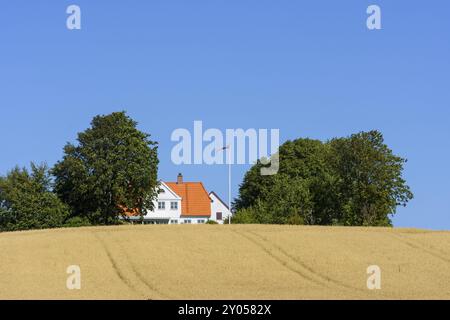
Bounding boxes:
[231,207,259,224]
[0,163,69,232]
[63,216,92,228]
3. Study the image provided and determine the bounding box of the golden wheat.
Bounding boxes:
[0,225,449,299]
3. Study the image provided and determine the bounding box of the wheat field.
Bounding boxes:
[0,224,449,300]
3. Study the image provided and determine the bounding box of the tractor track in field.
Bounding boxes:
[93,231,169,300]
[385,232,450,264]
[92,231,145,298]
[231,229,324,287]
[107,233,171,299]
[246,230,369,293]
[232,229,371,295]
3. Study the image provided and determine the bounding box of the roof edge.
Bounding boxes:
[160,181,182,200]
[209,191,230,210]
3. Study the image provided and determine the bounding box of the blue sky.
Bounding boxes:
[0,1,449,229]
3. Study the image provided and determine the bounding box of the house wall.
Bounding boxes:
[143,182,182,222]
[209,193,231,224]
[179,217,210,224]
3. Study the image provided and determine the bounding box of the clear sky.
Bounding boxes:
[1,1,449,229]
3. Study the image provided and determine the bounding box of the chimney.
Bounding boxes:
[177,173,183,184]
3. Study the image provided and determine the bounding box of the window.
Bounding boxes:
[158,201,165,210]
[184,219,191,224]
[170,202,178,210]
[216,212,223,220]
[171,219,178,224]
[197,219,205,224]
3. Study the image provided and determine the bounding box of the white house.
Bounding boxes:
[209,191,232,224]
[124,173,232,224]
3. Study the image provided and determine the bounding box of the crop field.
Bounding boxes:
[0,225,449,300]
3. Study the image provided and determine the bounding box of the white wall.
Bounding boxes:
[179,217,209,224]
[143,182,182,221]
[209,192,231,224]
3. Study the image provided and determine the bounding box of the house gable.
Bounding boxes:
[209,191,232,223]
[157,182,182,201]
[209,191,229,210]
[165,181,211,217]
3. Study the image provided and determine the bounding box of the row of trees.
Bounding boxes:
[0,112,159,232]
[232,131,413,226]
[0,111,413,231]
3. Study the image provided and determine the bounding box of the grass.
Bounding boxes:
[0,224,449,299]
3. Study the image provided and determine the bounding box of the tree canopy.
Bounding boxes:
[53,111,159,224]
[0,163,69,231]
[233,130,413,226]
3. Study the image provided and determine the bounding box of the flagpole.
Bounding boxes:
[228,147,231,224]
[217,145,232,224]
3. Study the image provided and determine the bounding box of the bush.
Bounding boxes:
[286,213,305,225]
[0,163,69,232]
[205,220,218,224]
[230,207,259,224]
[63,216,92,228]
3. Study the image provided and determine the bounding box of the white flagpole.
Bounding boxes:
[228,146,231,224]
[217,145,232,224]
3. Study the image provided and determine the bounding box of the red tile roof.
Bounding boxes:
[165,182,211,217]
[119,205,140,217]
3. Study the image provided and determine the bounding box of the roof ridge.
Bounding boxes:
[198,182,210,197]
[164,181,204,184]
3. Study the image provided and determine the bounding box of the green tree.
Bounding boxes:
[234,131,413,226]
[235,138,328,224]
[328,130,413,226]
[0,163,69,232]
[268,175,310,225]
[235,139,327,208]
[53,111,159,224]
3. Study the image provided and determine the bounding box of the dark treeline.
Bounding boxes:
[0,112,413,232]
